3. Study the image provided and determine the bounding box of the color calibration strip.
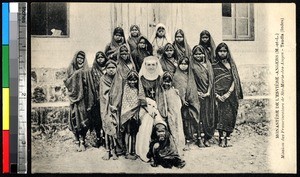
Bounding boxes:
[2,2,10,174]
[17,3,28,174]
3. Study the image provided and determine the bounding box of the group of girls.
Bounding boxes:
[64,23,243,168]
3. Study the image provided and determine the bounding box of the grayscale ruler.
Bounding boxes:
[17,2,27,174]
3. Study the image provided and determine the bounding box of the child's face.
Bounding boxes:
[165,48,174,58]
[138,39,146,49]
[175,33,184,43]
[114,33,123,43]
[156,124,167,141]
[128,77,138,88]
[157,28,165,38]
[193,50,205,62]
[76,57,84,69]
[145,61,157,74]
[106,64,117,76]
[96,55,106,64]
[162,77,172,90]
[130,27,139,37]
[217,47,228,60]
[201,34,209,44]
[179,62,188,71]
[120,52,129,61]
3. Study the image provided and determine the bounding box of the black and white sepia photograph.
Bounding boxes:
[30,2,296,173]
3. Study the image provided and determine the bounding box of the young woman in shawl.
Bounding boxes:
[131,35,153,72]
[89,51,108,148]
[119,70,140,160]
[105,27,126,61]
[191,45,216,148]
[99,60,119,160]
[136,56,167,162]
[161,71,185,156]
[173,29,192,60]
[199,30,216,63]
[64,51,95,152]
[160,43,179,74]
[173,57,200,151]
[150,23,170,58]
[109,44,136,156]
[127,25,141,52]
[212,42,243,147]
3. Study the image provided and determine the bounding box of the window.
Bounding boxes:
[222,3,254,41]
[31,2,68,37]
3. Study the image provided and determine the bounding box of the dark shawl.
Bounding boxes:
[199,30,216,63]
[191,45,216,138]
[109,45,136,129]
[173,29,192,60]
[147,124,180,160]
[131,35,153,72]
[99,72,117,137]
[173,58,200,124]
[159,43,179,74]
[64,51,95,133]
[127,25,141,52]
[212,43,243,132]
[214,43,243,99]
[90,51,108,100]
[105,27,126,61]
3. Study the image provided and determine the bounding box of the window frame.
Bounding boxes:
[31,3,70,38]
[222,3,254,41]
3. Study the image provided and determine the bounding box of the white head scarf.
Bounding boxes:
[139,56,164,80]
[150,23,170,44]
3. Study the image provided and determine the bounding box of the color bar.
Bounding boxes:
[2,2,10,174]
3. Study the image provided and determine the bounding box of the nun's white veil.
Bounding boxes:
[139,56,164,80]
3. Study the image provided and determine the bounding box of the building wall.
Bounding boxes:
[31,3,270,68]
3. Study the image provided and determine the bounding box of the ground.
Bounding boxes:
[31,122,270,174]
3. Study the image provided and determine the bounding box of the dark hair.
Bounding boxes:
[162,43,178,59]
[178,57,189,65]
[175,29,185,38]
[113,27,124,36]
[215,42,229,61]
[105,60,117,68]
[127,70,139,80]
[162,71,173,82]
[199,30,211,46]
[95,51,108,67]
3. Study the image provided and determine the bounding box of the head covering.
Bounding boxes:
[161,43,178,60]
[105,27,126,59]
[162,71,173,83]
[131,35,153,72]
[94,51,108,67]
[173,29,192,60]
[105,59,117,68]
[127,25,141,52]
[150,23,170,45]
[114,27,125,36]
[90,51,108,98]
[192,45,210,63]
[215,42,243,99]
[199,30,216,61]
[116,44,136,73]
[66,51,89,77]
[139,56,164,80]
[136,35,153,55]
[127,70,139,81]
[160,43,179,74]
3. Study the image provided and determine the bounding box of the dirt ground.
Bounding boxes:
[31,122,270,173]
